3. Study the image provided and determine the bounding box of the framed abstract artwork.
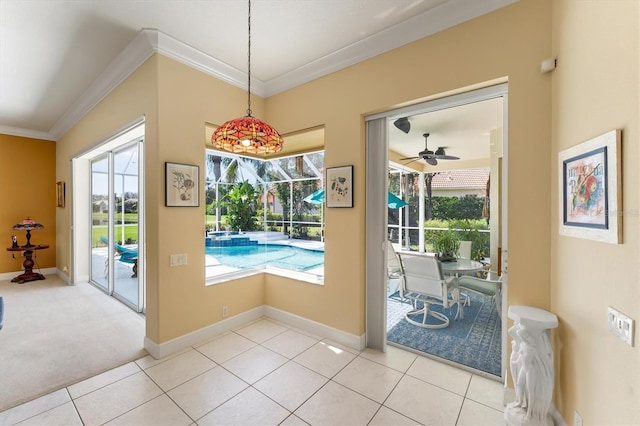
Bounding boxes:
[558,129,621,243]
[326,165,353,208]
[165,162,199,207]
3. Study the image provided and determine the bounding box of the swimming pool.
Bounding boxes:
[205,244,324,272]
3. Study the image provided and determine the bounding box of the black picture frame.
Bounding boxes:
[326,165,353,208]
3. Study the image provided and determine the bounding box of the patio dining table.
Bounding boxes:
[440,258,484,319]
[440,258,484,275]
[396,250,483,320]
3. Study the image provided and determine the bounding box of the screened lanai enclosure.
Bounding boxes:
[204,149,326,280]
[205,150,324,238]
[387,163,491,261]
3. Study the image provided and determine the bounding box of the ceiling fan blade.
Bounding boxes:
[433,146,460,160]
[401,158,422,166]
[399,156,419,161]
[426,157,438,166]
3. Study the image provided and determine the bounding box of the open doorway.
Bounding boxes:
[71,120,145,313]
[366,84,508,379]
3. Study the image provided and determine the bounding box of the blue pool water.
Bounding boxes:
[205,244,324,272]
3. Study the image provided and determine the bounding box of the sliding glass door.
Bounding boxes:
[90,156,109,292]
[112,145,140,307]
[89,140,143,312]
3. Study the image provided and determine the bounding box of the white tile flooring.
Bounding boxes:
[0,318,504,425]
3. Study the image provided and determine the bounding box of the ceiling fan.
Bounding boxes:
[400,133,460,165]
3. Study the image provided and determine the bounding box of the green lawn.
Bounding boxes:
[92,225,138,247]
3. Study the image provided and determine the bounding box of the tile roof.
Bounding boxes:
[431,168,489,190]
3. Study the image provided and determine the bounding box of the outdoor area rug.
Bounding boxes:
[387,291,501,376]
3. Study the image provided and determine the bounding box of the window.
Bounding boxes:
[204,150,325,283]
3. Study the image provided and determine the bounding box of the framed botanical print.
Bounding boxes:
[326,165,353,208]
[166,162,199,207]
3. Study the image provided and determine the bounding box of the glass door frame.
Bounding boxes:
[364,84,508,375]
[73,120,145,313]
[96,141,144,311]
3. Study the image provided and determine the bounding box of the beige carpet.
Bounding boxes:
[0,275,147,411]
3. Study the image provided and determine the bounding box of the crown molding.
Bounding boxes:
[153,30,265,96]
[48,28,261,140]
[263,0,519,96]
[45,0,517,140]
[0,125,55,141]
[49,29,156,140]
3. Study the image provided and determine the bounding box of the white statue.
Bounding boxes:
[506,306,558,426]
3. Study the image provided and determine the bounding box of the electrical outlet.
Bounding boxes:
[222,306,228,317]
[607,306,635,346]
[574,410,583,426]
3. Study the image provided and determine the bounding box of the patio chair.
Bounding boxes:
[457,240,472,260]
[100,236,138,278]
[457,272,502,318]
[398,253,458,329]
[386,240,403,295]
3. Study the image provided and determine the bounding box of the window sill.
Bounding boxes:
[205,267,324,286]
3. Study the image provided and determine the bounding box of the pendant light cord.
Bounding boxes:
[246,0,252,117]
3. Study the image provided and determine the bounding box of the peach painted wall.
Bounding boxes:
[55,56,162,339]
[0,134,56,273]
[551,1,639,423]
[264,0,552,336]
[45,0,640,421]
[56,0,553,342]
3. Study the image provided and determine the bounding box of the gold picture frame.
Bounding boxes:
[56,181,65,208]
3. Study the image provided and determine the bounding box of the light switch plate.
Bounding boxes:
[607,306,635,347]
[170,253,188,267]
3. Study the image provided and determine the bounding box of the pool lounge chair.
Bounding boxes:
[100,236,138,278]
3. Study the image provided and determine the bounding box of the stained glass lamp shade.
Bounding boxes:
[211,0,283,154]
[13,218,43,248]
[212,116,283,154]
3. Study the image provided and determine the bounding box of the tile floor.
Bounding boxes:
[0,318,504,425]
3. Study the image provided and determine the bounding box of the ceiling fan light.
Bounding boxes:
[393,117,410,134]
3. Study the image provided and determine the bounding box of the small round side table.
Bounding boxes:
[6,244,49,284]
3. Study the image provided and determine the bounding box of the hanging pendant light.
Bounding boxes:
[211,0,284,154]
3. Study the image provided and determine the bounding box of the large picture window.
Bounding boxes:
[204,149,325,282]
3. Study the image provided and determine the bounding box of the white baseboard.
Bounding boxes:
[0,267,58,282]
[264,305,365,351]
[144,306,266,359]
[144,304,365,359]
[55,269,71,284]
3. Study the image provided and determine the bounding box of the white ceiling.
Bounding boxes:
[388,96,504,168]
[0,0,514,144]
